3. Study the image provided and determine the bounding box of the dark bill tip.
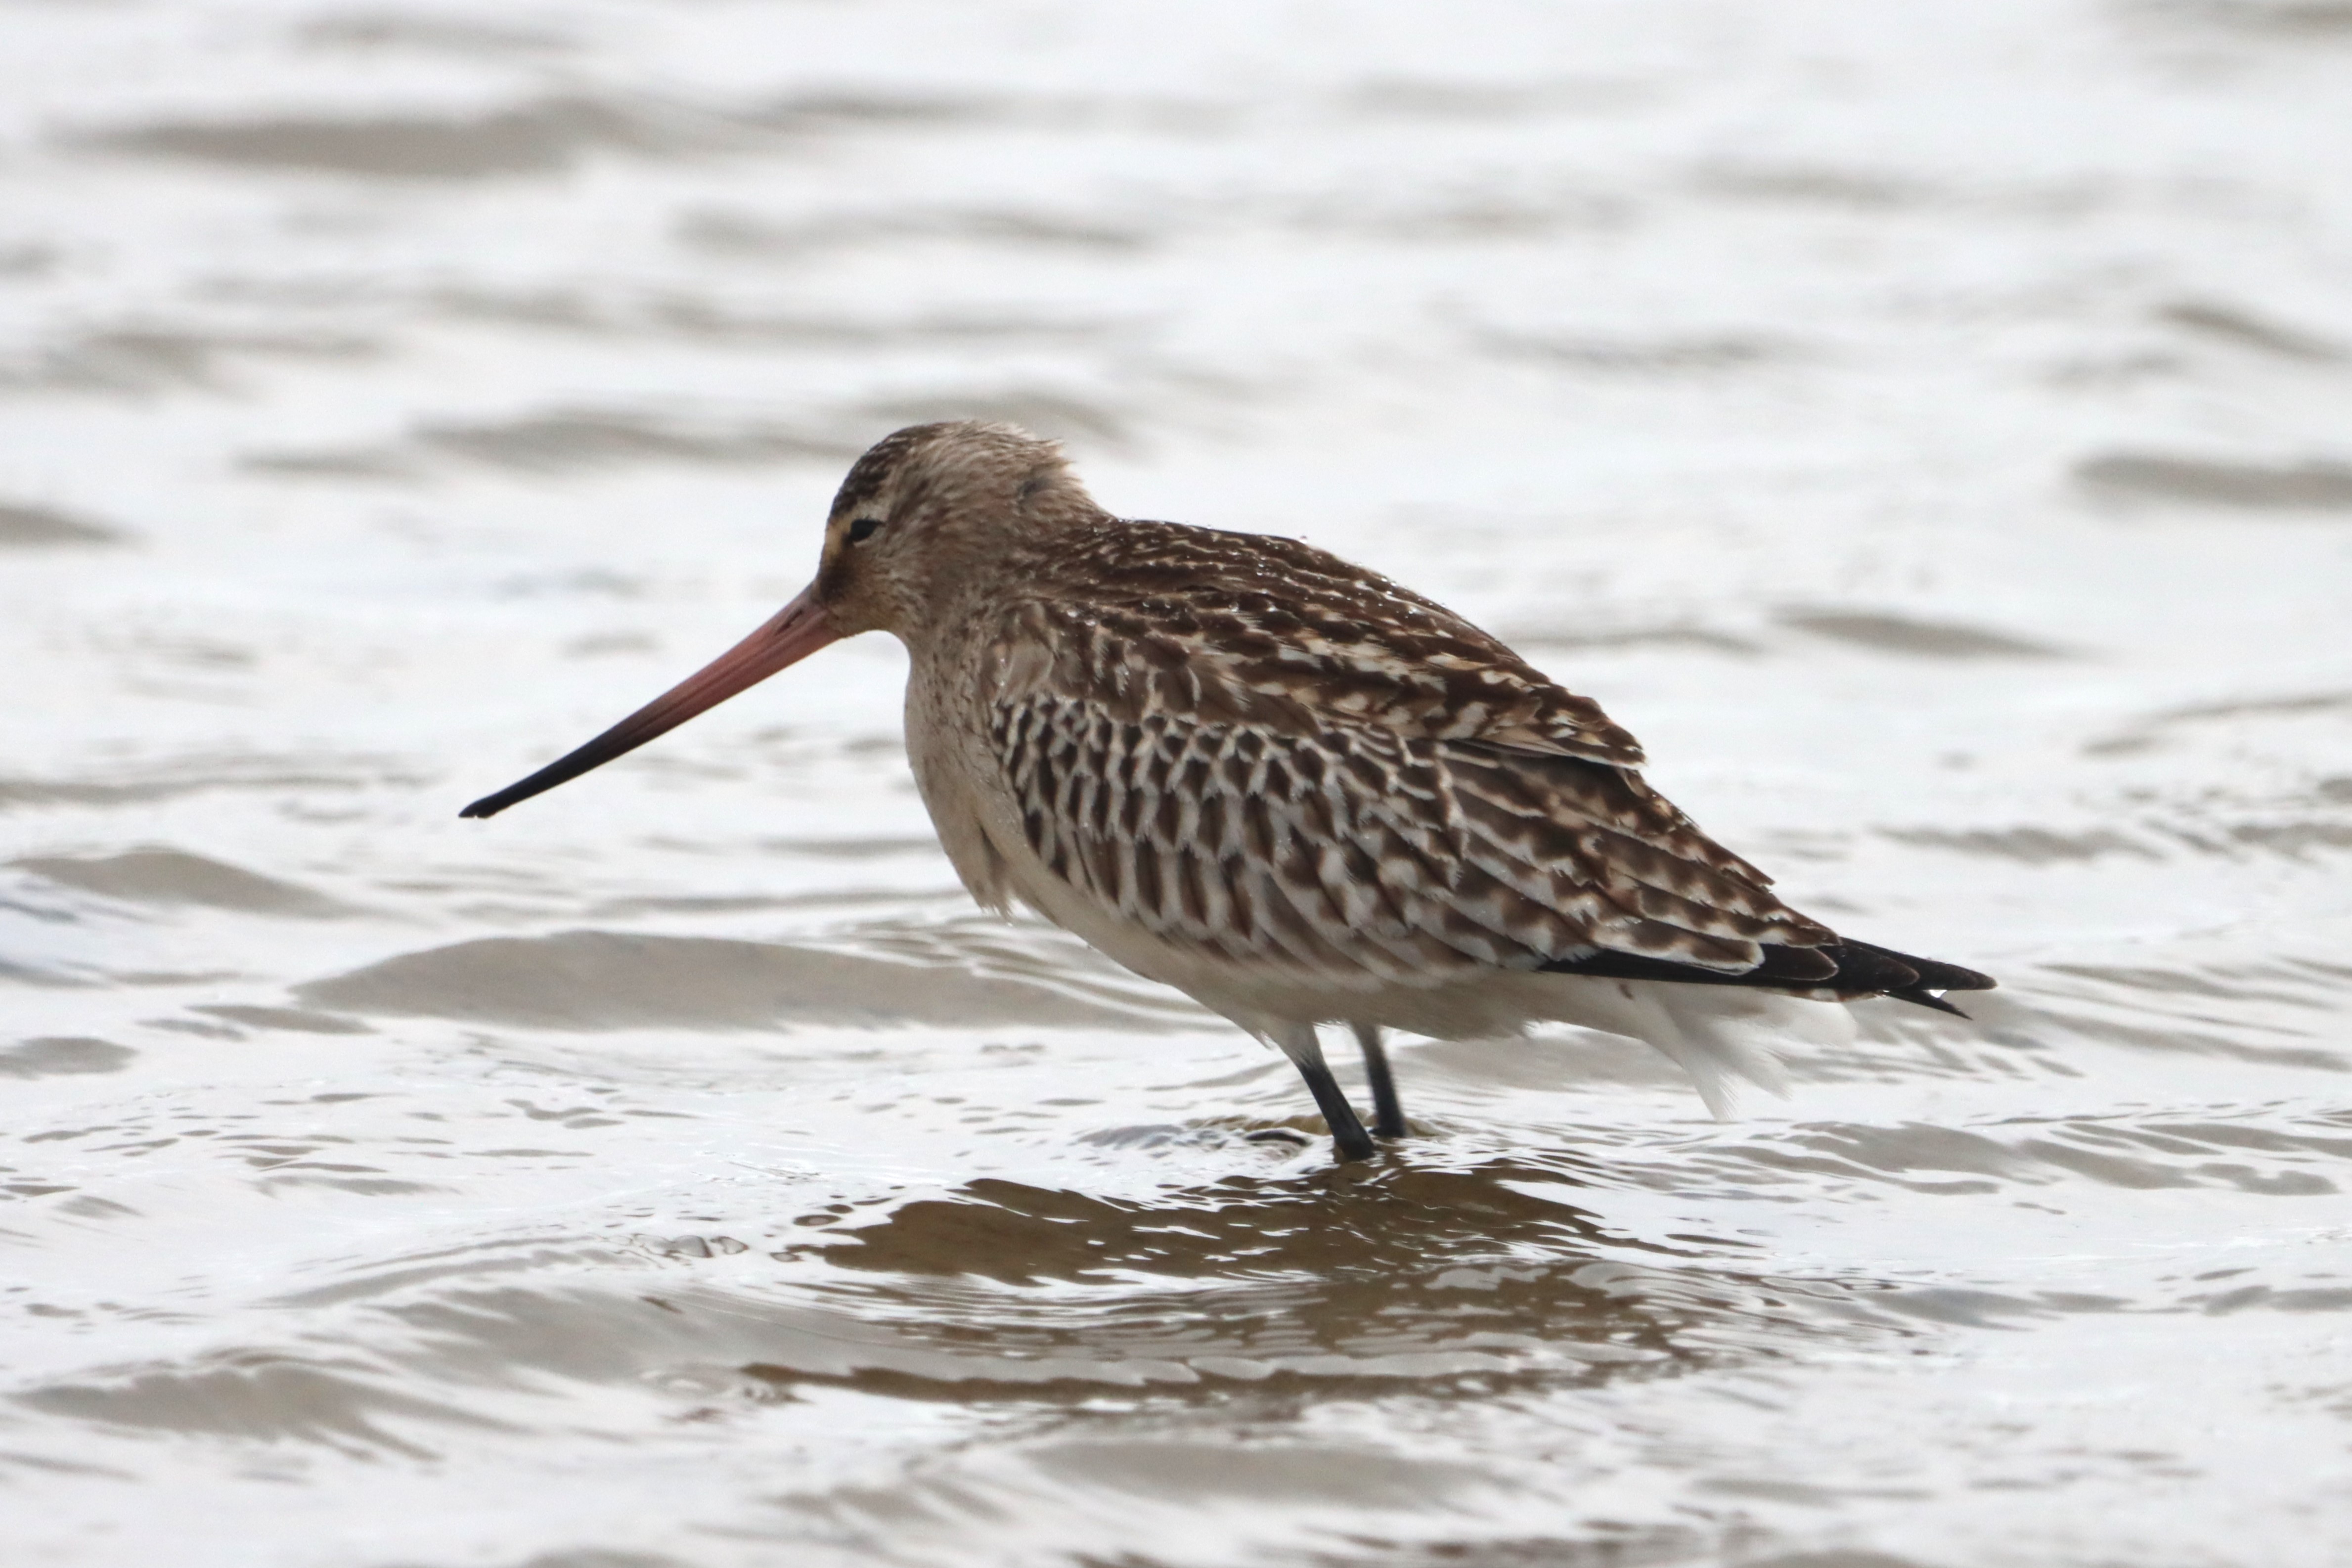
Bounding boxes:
[458,783,534,820]
[458,585,838,821]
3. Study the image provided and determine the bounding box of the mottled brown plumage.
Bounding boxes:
[464,420,1994,1161]
[980,529,1820,980]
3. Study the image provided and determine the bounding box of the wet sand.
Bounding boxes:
[5,2,2352,1565]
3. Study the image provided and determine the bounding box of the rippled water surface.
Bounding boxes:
[6,3,2352,1564]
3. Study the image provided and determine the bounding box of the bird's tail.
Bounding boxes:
[1820,940,1997,1017]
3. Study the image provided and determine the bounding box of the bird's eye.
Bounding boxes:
[846,516,884,545]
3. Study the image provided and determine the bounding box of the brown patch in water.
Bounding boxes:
[722,1159,1898,1399]
[801,1163,1633,1283]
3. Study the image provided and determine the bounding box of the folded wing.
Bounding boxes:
[988,689,1835,987]
[979,522,1991,1005]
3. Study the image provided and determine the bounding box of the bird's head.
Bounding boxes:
[812,420,1088,638]
[459,420,1091,820]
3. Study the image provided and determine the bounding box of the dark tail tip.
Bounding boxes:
[1839,940,1995,994]
[1888,986,1971,1017]
[1829,939,1993,1016]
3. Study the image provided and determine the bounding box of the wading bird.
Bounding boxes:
[462,422,1992,1160]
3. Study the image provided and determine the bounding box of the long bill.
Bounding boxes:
[459,583,840,820]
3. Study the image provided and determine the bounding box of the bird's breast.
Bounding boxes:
[903,644,1027,914]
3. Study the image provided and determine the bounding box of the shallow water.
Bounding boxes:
[5,2,2352,1564]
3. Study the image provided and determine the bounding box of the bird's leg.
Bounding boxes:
[1351,1023,1408,1139]
[1272,1024,1376,1163]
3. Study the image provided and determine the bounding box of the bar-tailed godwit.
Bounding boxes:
[463,422,1993,1160]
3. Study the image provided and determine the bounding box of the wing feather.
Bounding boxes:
[986,690,1832,986]
[971,523,1852,986]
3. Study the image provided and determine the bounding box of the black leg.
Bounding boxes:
[1352,1023,1408,1138]
[1272,1023,1375,1162]
[1294,1054,1376,1162]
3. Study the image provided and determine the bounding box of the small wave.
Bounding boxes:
[1502,624,1764,657]
[2086,688,2352,761]
[1020,1437,1489,1509]
[1908,806,2352,868]
[16,1350,511,1458]
[1338,75,1659,122]
[1,324,380,396]
[0,502,125,548]
[2151,2,2352,40]
[1678,1109,2351,1199]
[248,391,1132,479]
[249,407,854,480]
[2041,958,2346,1009]
[0,753,412,811]
[187,1004,372,1036]
[294,13,575,58]
[294,929,1189,1031]
[2158,299,2349,362]
[1997,958,2349,1070]
[2076,452,2352,510]
[71,94,738,180]
[1296,187,1633,241]
[0,1036,134,1078]
[411,407,856,473]
[843,912,1204,1022]
[854,389,1131,448]
[2130,688,2352,729]
[1478,327,1798,373]
[12,849,356,918]
[1880,826,2162,863]
[2214,820,2352,856]
[424,284,1116,347]
[1691,161,1935,209]
[73,85,1079,185]
[679,205,1156,257]
[746,88,1044,133]
[1776,609,2070,659]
